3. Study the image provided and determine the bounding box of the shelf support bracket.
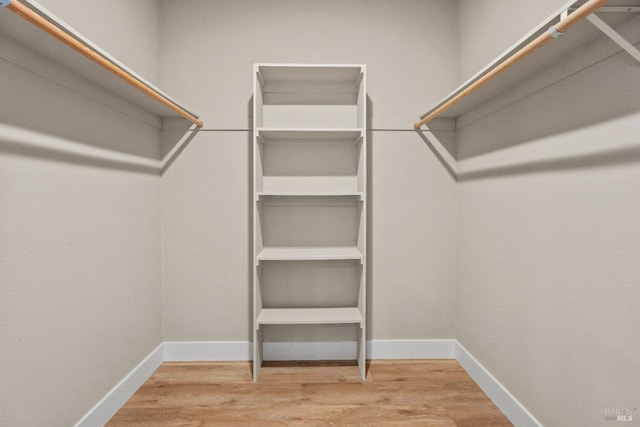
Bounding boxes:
[586,13,640,64]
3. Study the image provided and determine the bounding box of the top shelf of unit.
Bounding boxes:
[0,0,200,123]
[257,64,364,85]
[418,0,640,122]
[256,64,365,106]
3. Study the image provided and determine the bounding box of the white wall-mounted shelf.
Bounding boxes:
[256,125,366,197]
[418,0,640,125]
[0,0,200,126]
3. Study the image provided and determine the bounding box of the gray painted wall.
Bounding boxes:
[456,0,569,83]
[36,0,160,84]
[0,1,163,426]
[456,2,640,426]
[158,0,459,342]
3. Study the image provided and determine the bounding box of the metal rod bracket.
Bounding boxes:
[548,25,565,38]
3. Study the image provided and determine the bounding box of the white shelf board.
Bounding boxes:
[257,246,363,263]
[257,128,363,143]
[420,0,638,121]
[257,307,362,326]
[257,64,364,85]
[257,191,364,200]
[0,0,198,120]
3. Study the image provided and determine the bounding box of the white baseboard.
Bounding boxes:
[164,341,251,361]
[455,342,542,427]
[75,339,540,427]
[164,339,457,361]
[74,343,164,427]
[164,340,357,362]
[368,339,456,359]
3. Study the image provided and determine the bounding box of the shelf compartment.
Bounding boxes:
[255,64,366,129]
[257,246,363,264]
[256,127,365,195]
[258,197,362,248]
[260,260,361,308]
[258,64,363,106]
[257,307,362,326]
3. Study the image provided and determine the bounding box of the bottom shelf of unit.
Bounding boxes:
[257,307,362,326]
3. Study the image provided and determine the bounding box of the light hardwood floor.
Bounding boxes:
[107,360,513,426]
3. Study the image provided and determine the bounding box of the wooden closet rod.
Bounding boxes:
[2,0,204,128]
[413,0,610,129]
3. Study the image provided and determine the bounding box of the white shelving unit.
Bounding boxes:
[253,64,367,380]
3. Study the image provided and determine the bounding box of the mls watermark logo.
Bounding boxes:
[605,407,636,422]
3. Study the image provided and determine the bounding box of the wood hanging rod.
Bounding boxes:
[413,0,611,129]
[2,0,203,128]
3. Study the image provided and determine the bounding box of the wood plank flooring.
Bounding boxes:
[107,360,512,426]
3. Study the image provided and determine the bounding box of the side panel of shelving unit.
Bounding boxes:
[252,64,262,381]
[356,67,367,381]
